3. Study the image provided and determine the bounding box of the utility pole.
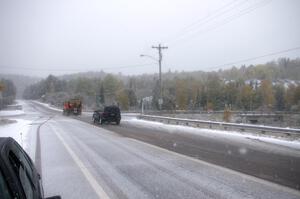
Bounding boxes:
[152,44,168,110]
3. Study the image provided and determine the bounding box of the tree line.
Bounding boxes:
[23,74,138,110]
[159,76,300,112]
[0,79,17,109]
[22,57,300,111]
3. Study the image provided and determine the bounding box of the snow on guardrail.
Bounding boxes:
[138,115,300,136]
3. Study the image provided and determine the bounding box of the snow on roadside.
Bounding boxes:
[122,113,141,116]
[0,110,25,117]
[125,118,300,150]
[0,119,32,151]
[33,100,62,112]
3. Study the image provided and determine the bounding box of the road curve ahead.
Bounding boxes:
[26,101,300,199]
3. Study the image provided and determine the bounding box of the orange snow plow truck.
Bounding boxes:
[63,99,82,115]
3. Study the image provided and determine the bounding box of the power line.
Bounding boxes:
[163,0,245,44]
[170,0,247,40]
[167,0,272,46]
[197,0,272,35]
[170,0,272,46]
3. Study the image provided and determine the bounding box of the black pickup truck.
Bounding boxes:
[93,105,121,125]
[0,137,61,199]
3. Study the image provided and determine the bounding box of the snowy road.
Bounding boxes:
[77,112,300,191]
[98,118,300,190]
[6,101,300,198]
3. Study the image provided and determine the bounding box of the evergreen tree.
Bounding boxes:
[259,79,275,110]
[274,85,285,111]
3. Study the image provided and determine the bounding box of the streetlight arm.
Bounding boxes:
[140,54,158,62]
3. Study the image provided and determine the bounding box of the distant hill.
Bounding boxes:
[55,57,300,82]
[59,70,108,81]
[7,56,300,101]
[218,58,300,81]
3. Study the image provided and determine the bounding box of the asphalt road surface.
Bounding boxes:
[23,101,300,198]
[91,117,300,190]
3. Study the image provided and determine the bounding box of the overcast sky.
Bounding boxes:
[0,0,300,77]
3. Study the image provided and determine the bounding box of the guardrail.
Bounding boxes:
[142,110,300,115]
[138,115,300,136]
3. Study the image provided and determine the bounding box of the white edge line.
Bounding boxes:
[51,125,110,199]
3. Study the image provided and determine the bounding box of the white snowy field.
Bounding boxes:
[0,119,32,151]
[33,100,62,112]
[0,110,25,117]
[0,101,36,154]
[124,118,300,151]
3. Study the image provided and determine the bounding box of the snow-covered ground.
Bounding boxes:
[0,101,37,154]
[33,100,62,112]
[0,110,25,117]
[0,119,32,151]
[0,102,28,148]
[125,118,300,150]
